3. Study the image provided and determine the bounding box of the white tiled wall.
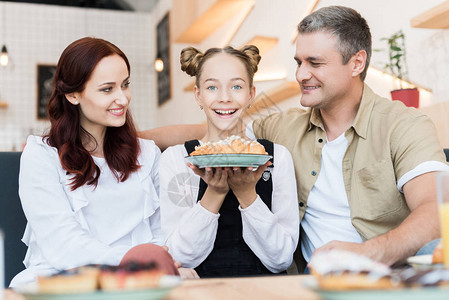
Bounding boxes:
[0,2,156,151]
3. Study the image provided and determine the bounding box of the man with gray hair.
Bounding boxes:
[249,5,448,271]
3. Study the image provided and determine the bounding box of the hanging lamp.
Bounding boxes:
[1,3,8,67]
[154,52,164,72]
[0,45,8,67]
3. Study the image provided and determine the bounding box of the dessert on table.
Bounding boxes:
[189,136,268,156]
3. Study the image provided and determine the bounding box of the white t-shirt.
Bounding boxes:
[10,136,162,287]
[159,142,300,273]
[301,133,363,262]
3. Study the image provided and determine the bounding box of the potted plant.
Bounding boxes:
[379,30,419,108]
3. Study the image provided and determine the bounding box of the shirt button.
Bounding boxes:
[311,171,317,176]
[318,138,323,143]
[299,202,304,207]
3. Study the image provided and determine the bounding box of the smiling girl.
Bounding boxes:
[159,46,299,277]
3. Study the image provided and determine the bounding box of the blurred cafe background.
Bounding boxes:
[0,0,448,151]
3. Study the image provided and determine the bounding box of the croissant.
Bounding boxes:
[190,136,267,156]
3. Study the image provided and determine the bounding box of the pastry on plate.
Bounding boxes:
[99,261,164,291]
[37,260,167,294]
[190,136,267,156]
[37,265,99,294]
[308,250,402,290]
[400,268,449,287]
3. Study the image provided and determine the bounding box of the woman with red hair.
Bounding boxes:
[10,37,188,287]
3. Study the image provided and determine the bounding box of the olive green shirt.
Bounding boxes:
[253,84,447,270]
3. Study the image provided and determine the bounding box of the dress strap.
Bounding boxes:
[184,140,200,155]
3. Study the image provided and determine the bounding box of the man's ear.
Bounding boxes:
[351,50,367,78]
[65,93,79,105]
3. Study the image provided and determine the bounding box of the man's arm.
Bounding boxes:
[368,171,439,264]
[138,124,206,151]
[315,171,439,266]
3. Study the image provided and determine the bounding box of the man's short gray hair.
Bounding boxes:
[298,6,372,81]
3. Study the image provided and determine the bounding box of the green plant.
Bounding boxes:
[379,30,409,88]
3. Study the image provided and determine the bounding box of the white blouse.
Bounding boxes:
[159,143,299,273]
[10,136,162,287]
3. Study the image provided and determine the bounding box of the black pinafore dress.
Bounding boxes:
[184,139,280,278]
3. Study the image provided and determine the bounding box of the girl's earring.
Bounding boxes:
[74,100,79,105]
[199,105,203,110]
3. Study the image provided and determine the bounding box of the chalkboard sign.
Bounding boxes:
[157,13,171,105]
[37,64,56,119]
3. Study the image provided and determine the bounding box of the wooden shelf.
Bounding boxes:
[247,81,300,115]
[411,0,449,29]
[369,66,432,92]
[0,101,8,108]
[291,0,321,43]
[244,36,278,55]
[183,80,195,93]
[174,0,254,44]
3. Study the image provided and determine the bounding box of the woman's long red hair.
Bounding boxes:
[45,37,140,190]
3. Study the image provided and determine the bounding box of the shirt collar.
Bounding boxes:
[307,83,376,139]
[308,108,324,131]
[351,83,376,140]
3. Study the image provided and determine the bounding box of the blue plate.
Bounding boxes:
[22,288,173,300]
[316,287,449,300]
[18,276,181,300]
[303,276,449,300]
[185,154,272,168]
